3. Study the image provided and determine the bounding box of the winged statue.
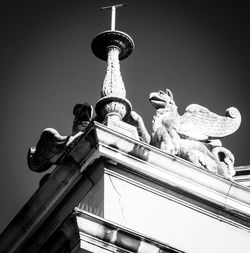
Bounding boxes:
[27,103,93,173]
[150,89,241,141]
[147,89,241,179]
[27,101,148,175]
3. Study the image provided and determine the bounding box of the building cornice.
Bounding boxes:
[93,122,250,222]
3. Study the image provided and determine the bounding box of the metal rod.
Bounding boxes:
[100,3,127,30]
[111,6,116,30]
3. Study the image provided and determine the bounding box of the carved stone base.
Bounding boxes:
[104,116,139,140]
[95,96,132,121]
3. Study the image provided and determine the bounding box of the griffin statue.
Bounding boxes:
[147,89,241,179]
[27,102,149,174]
[27,103,94,173]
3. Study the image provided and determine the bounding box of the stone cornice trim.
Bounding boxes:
[75,209,184,253]
[92,122,250,226]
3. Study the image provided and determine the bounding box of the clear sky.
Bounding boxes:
[0,0,249,233]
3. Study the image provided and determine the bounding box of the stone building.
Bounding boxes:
[0,5,250,253]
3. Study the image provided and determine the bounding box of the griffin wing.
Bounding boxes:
[178,104,241,141]
[27,128,69,172]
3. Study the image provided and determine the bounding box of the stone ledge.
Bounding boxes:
[92,122,250,224]
[75,209,184,253]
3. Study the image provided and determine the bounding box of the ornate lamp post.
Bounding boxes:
[92,4,134,122]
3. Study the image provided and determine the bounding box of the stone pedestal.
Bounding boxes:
[105,116,139,140]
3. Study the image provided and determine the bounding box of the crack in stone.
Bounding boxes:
[108,175,127,225]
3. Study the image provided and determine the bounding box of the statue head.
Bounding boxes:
[72,103,93,134]
[149,89,177,112]
[73,103,93,122]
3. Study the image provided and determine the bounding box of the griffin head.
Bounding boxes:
[149,89,176,110]
[72,103,93,134]
[73,103,93,121]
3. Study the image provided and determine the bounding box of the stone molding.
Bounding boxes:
[92,122,250,228]
[75,209,184,253]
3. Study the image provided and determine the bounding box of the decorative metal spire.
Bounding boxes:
[100,4,127,30]
[92,4,134,122]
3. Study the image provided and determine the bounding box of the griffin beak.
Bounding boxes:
[149,92,167,109]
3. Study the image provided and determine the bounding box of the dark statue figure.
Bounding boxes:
[27,103,93,172]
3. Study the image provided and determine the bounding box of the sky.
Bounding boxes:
[0,0,250,233]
